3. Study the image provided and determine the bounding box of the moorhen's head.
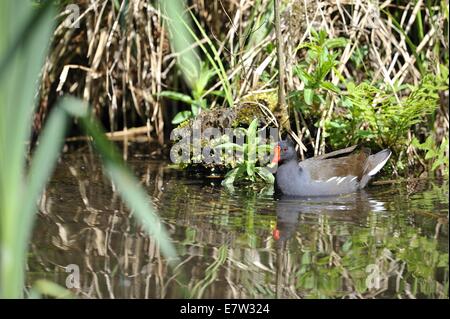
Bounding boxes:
[272,138,297,164]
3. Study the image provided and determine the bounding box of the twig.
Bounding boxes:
[274,0,290,130]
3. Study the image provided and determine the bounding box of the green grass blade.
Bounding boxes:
[2,104,68,299]
[0,0,55,298]
[162,0,200,88]
[187,11,234,107]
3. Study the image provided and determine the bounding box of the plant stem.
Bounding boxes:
[274,0,290,130]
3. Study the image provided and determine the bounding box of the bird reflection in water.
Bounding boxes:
[272,191,387,298]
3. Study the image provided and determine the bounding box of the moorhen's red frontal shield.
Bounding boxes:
[272,145,281,164]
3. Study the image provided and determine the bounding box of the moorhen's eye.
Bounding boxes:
[283,148,288,152]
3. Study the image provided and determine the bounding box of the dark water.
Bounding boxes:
[27,146,449,299]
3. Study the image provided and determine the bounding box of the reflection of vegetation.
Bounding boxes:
[28,159,448,298]
[190,245,228,298]
[282,215,449,298]
[286,182,449,299]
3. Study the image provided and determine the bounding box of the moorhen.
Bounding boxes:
[272,139,391,197]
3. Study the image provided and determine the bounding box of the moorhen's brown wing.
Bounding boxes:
[300,148,370,182]
[312,145,358,161]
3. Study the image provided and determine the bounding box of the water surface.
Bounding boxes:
[27,146,449,299]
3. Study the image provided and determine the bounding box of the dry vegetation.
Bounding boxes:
[37,0,449,177]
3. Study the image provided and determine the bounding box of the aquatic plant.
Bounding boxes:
[216,119,275,186]
[160,63,216,124]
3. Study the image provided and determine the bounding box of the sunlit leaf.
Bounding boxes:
[172,111,193,124]
[304,89,314,105]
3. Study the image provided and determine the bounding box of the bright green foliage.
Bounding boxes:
[287,29,448,177]
[161,0,201,89]
[291,29,346,107]
[0,0,57,298]
[412,136,449,175]
[325,75,445,150]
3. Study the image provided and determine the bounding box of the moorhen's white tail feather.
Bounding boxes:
[360,149,392,188]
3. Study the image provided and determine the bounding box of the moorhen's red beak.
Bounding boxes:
[272,226,280,241]
[272,145,281,164]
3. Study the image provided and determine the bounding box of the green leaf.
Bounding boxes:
[247,119,258,164]
[0,1,56,298]
[22,103,68,250]
[327,120,346,129]
[439,64,449,82]
[191,103,201,116]
[187,11,234,107]
[318,60,333,81]
[255,167,274,184]
[356,129,375,138]
[304,89,314,105]
[159,91,194,104]
[215,142,243,152]
[172,111,193,124]
[432,159,444,171]
[76,113,179,265]
[107,164,179,263]
[246,161,255,178]
[31,280,75,299]
[319,46,330,66]
[162,1,200,88]
[222,167,241,186]
[324,37,347,49]
[257,144,274,154]
[342,240,352,252]
[294,67,313,86]
[425,150,437,160]
[320,81,341,93]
